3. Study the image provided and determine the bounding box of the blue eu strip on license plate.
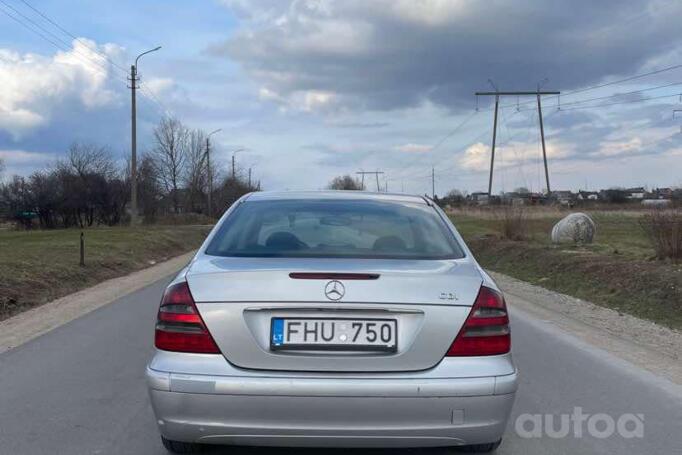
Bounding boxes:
[271,318,284,346]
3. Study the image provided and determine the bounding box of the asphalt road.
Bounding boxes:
[0,276,680,455]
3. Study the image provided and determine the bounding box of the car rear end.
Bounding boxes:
[146,192,517,451]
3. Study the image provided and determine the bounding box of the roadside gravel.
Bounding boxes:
[493,271,682,385]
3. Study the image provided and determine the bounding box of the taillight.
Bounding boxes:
[154,282,220,354]
[446,286,511,356]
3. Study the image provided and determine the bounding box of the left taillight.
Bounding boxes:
[154,281,220,354]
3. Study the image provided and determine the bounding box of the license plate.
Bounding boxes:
[270,318,397,352]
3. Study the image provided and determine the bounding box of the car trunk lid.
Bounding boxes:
[187,257,483,372]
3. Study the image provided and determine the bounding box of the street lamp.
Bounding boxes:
[129,45,161,224]
[205,129,222,218]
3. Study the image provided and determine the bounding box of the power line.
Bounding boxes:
[556,81,682,108]
[0,2,171,117]
[389,110,479,181]
[563,64,682,97]
[17,0,129,74]
[0,0,122,80]
[556,91,682,112]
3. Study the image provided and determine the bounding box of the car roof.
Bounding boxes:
[244,190,430,205]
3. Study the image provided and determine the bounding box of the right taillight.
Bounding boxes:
[154,281,220,354]
[446,286,511,356]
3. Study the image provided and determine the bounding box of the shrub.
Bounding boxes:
[495,206,528,241]
[640,209,682,261]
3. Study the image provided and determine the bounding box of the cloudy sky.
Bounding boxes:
[1,0,682,195]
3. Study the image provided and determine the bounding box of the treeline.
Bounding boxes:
[0,117,258,229]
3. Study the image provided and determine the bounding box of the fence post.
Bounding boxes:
[80,231,85,266]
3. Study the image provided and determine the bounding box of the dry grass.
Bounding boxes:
[639,209,682,261]
[448,207,682,328]
[495,207,528,240]
[0,225,211,321]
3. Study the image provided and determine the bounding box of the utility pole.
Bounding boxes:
[431,167,435,199]
[248,167,252,188]
[129,64,137,222]
[537,94,551,195]
[475,88,559,198]
[205,129,222,218]
[356,171,384,191]
[128,46,161,224]
[231,148,246,179]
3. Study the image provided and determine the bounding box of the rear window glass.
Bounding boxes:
[205,199,464,259]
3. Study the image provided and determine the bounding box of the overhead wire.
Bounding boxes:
[0,0,172,117]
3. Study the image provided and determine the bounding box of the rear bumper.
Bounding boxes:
[147,352,517,448]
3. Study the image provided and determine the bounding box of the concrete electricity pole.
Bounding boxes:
[129,46,161,224]
[205,129,222,218]
[475,87,560,198]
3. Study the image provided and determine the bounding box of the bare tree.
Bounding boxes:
[151,117,189,214]
[327,175,364,190]
[67,142,115,178]
[184,129,208,213]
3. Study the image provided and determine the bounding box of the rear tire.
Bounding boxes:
[454,439,502,453]
[161,436,205,454]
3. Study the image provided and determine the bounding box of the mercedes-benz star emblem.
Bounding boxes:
[324,280,345,301]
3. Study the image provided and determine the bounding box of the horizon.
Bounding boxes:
[1,0,681,195]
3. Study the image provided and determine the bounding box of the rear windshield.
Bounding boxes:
[205,199,464,259]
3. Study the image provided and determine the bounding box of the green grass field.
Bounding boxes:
[0,225,211,320]
[449,208,682,329]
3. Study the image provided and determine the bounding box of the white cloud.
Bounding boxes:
[0,149,56,178]
[0,39,122,139]
[460,142,490,172]
[460,140,573,172]
[0,149,54,163]
[389,0,467,26]
[394,143,432,153]
[596,137,643,157]
[143,77,175,96]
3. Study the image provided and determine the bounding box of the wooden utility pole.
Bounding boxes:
[475,90,560,197]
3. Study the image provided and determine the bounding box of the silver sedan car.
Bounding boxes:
[146,191,517,453]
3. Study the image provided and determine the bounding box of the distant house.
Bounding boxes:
[577,191,599,201]
[553,190,575,206]
[652,187,673,200]
[469,192,490,205]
